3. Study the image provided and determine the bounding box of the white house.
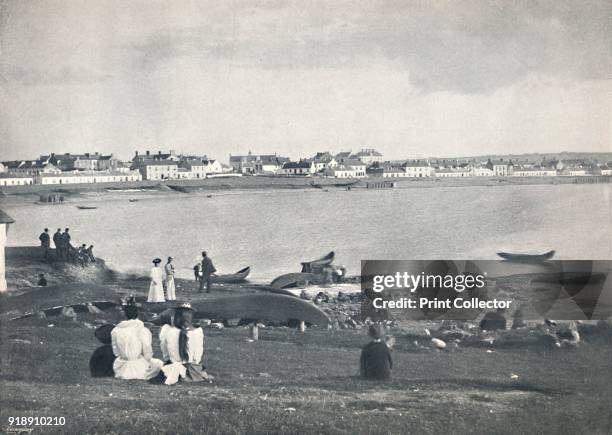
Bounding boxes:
[279,160,315,176]
[486,160,512,176]
[435,168,471,177]
[382,168,409,178]
[512,168,557,177]
[403,160,434,177]
[352,149,383,165]
[38,170,142,185]
[0,209,14,292]
[131,160,178,180]
[0,174,35,186]
[471,166,495,176]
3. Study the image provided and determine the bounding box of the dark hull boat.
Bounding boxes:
[301,251,334,272]
[270,272,324,289]
[497,250,555,263]
[211,266,250,284]
[76,205,97,210]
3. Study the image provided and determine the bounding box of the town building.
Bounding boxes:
[178,159,224,178]
[278,160,316,176]
[435,168,471,177]
[311,152,338,172]
[512,167,557,177]
[132,150,180,163]
[229,152,290,174]
[486,159,513,176]
[38,170,142,185]
[334,151,353,165]
[0,174,35,186]
[403,160,434,177]
[2,160,61,175]
[40,153,116,171]
[352,149,383,165]
[131,160,178,180]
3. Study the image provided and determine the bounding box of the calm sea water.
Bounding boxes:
[3,184,611,282]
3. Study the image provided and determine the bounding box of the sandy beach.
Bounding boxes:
[1,247,612,434]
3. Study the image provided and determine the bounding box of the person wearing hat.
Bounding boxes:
[52,228,63,260]
[60,228,71,260]
[111,296,163,380]
[147,258,165,302]
[39,228,51,261]
[164,257,176,301]
[156,303,212,385]
[360,323,393,380]
[198,251,217,293]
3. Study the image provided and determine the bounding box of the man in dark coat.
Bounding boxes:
[39,228,50,260]
[360,323,393,381]
[61,228,71,260]
[198,251,216,293]
[52,228,63,259]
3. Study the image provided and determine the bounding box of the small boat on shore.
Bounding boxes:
[128,199,139,202]
[76,205,97,210]
[301,251,334,271]
[497,250,555,263]
[211,266,251,284]
[271,272,323,289]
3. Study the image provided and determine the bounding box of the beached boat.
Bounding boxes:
[301,251,334,270]
[497,250,555,263]
[76,205,97,210]
[128,198,139,202]
[211,266,251,283]
[270,272,323,289]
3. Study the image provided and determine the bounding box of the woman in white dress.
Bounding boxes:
[156,303,212,385]
[111,297,163,380]
[147,258,165,303]
[164,256,176,301]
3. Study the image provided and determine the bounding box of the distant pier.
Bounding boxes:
[572,176,612,184]
[366,181,396,189]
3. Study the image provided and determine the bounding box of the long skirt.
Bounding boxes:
[147,280,165,303]
[165,276,176,300]
[156,362,213,385]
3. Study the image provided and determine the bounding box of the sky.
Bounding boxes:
[0,0,610,162]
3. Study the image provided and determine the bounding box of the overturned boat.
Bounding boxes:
[211,266,251,284]
[497,250,555,263]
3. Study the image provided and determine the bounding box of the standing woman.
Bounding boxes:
[147,258,165,303]
[165,257,176,301]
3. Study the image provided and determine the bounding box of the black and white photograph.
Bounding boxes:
[0,1,611,433]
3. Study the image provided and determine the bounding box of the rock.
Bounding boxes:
[201,319,212,326]
[510,374,519,379]
[284,407,296,413]
[431,338,447,349]
[13,339,32,345]
[209,322,224,329]
[225,319,241,327]
[259,372,271,377]
[61,306,77,320]
[86,303,103,314]
[37,311,47,319]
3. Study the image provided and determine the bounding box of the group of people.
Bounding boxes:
[38,228,95,266]
[147,251,217,302]
[101,297,211,385]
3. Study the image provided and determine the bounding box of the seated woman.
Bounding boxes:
[157,303,212,385]
[111,296,163,380]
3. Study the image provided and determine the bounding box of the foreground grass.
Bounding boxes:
[1,314,612,435]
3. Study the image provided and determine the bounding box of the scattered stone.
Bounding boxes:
[259,372,271,377]
[431,338,447,349]
[61,306,77,320]
[209,322,224,329]
[201,319,212,326]
[510,374,519,380]
[37,311,46,319]
[284,407,296,413]
[13,339,32,345]
[86,303,103,314]
[226,318,240,327]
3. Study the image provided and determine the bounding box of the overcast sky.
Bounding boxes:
[1,0,610,162]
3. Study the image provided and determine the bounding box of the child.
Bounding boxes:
[360,323,393,380]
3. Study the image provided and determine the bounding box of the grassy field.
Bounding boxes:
[1,312,612,434]
[2,251,612,434]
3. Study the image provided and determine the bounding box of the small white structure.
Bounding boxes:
[0,174,35,186]
[403,161,434,177]
[0,209,14,292]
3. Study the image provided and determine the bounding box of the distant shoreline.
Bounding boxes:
[1,174,609,198]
